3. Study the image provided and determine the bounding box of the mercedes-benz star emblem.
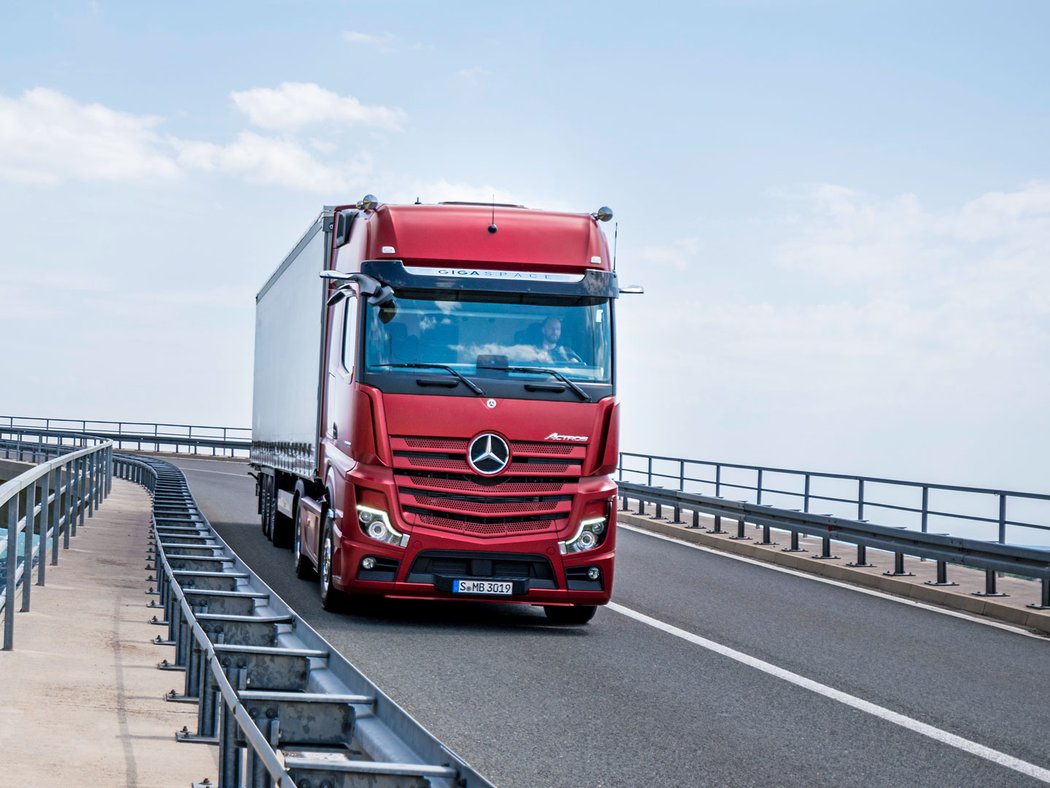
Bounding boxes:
[467,433,510,475]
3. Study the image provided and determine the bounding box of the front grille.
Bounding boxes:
[414,514,557,536]
[390,434,587,537]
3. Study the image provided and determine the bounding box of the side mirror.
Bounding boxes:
[619,285,645,295]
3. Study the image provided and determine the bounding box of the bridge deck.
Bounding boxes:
[0,479,216,786]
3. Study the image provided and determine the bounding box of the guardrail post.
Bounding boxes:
[973,570,1007,597]
[857,479,865,521]
[647,456,653,487]
[86,452,96,518]
[621,494,629,512]
[883,552,913,577]
[708,515,724,534]
[1027,580,1050,610]
[813,535,837,560]
[689,510,700,529]
[847,543,873,568]
[63,459,75,545]
[759,523,774,545]
[652,502,664,521]
[37,467,52,586]
[924,561,956,587]
[20,480,36,612]
[803,474,811,513]
[997,494,1007,544]
[781,530,806,553]
[756,469,763,506]
[921,486,929,533]
[3,495,20,650]
[715,465,722,498]
[52,464,64,563]
[729,517,749,541]
[637,497,645,516]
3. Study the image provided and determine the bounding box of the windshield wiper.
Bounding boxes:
[373,363,486,396]
[505,366,591,402]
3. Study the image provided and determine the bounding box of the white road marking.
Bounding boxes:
[619,522,1047,640]
[182,467,250,479]
[608,602,1050,783]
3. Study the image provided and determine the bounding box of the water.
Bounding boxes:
[0,529,40,586]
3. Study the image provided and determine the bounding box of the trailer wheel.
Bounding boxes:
[293,496,314,579]
[319,517,344,611]
[543,605,597,625]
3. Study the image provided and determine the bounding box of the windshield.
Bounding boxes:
[363,295,612,384]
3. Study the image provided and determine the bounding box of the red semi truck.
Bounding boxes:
[251,196,623,623]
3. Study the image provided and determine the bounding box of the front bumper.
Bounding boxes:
[331,535,615,605]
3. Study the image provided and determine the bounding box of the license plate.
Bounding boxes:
[452,579,513,595]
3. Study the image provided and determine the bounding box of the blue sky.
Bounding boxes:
[1,1,1049,490]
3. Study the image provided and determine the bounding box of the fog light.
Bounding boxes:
[362,556,376,570]
[587,566,600,580]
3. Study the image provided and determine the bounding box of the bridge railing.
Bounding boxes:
[1,416,250,458]
[618,452,1050,606]
[1,438,114,650]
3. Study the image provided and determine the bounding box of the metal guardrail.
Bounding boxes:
[1,438,114,650]
[114,454,491,788]
[2,416,251,457]
[616,479,1050,609]
[619,452,1050,547]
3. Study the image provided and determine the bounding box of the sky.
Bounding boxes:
[1,1,1048,492]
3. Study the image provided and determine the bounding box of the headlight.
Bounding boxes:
[357,505,409,548]
[559,517,607,555]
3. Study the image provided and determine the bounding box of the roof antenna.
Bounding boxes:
[414,196,421,205]
[613,222,619,272]
[488,194,498,233]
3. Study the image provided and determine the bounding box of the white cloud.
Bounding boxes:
[230,82,406,132]
[341,31,397,48]
[635,238,701,271]
[175,132,371,194]
[0,88,180,184]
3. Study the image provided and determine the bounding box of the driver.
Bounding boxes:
[537,316,579,363]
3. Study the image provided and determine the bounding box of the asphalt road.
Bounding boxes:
[172,457,1050,787]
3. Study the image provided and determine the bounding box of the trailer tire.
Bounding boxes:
[543,605,597,625]
[272,509,293,548]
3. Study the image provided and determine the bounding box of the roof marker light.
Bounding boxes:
[590,256,602,264]
[381,246,396,254]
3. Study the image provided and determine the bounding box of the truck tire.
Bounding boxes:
[319,519,343,611]
[543,605,597,625]
[293,496,314,579]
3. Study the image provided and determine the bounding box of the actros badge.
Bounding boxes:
[467,433,510,475]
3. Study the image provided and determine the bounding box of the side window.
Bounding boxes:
[341,294,358,373]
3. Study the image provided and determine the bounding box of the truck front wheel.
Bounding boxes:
[543,605,597,625]
[293,498,314,580]
[319,519,343,611]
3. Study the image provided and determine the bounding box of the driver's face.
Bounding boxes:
[542,318,561,344]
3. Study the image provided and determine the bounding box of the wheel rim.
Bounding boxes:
[294,517,302,565]
[321,533,332,596]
